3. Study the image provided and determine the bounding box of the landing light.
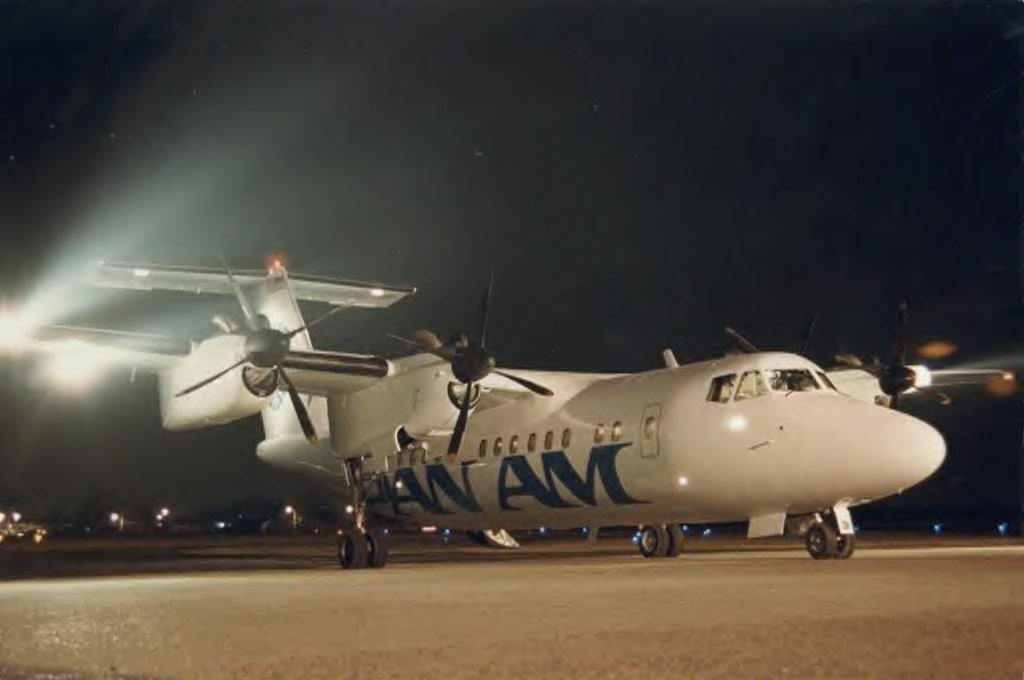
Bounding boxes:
[343,505,354,515]
[677,475,689,487]
[132,268,150,278]
[369,288,385,298]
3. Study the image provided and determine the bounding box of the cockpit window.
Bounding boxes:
[707,374,737,403]
[766,369,820,393]
[735,370,769,400]
[816,371,838,391]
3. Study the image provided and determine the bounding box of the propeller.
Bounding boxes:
[174,258,342,443]
[389,274,553,455]
[834,301,922,410]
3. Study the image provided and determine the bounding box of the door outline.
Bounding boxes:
[639,403,662,458]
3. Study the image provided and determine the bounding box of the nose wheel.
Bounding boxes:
[637,524,684,558]
[804,509,856,560]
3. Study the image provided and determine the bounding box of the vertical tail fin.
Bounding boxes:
[250,265,329,440]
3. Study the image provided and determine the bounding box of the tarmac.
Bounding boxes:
[0,534,1021,679]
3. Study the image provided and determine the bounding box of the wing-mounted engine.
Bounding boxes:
[159,334,270,430]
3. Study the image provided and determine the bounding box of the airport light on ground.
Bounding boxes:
[11,512,21,523]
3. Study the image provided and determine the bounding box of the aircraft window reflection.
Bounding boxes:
[766,369,820,393]
[734,371,769,401]
[544,430,554,450]
[611,421,622,442]
[510,435,519,454]
[816,371,838,391]
[494,437,503,456]
[479,439,488,459]
[594,423,605,444]
[561,428,572,448]
[707,374,737,403]
[528,433,537,452]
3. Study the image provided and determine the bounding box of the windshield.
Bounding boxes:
[765,369,820,393]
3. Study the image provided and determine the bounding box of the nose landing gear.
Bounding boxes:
[804,507,856,560]
[637,524,684,558]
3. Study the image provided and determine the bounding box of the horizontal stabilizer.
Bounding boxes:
[90,261,415,308]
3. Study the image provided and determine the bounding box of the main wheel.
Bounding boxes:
[834,533,855,559]
[805,522,837,560]
[338,529,369,569]
[638,524,670,558]
[665,524,684,558]
[366,529,389,568]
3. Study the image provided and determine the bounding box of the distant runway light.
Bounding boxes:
[997,523,1008,536]
[702,528,713,538]
[932,523,944,535]
[11,512,20,523]
[343,505,353,515]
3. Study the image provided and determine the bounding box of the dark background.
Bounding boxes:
[0,1,1020,528]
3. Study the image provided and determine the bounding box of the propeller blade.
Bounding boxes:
[725,326,759,354]
[895,300,908,366]
[220,255,258,330]
[174,356,249,398]
[448,380,473,455]
[388,333,457,361]
[279,368,318,443]
[799,316,817,355]
[478,270,494,347]
[494,370,554,397]
[284,305,345,340]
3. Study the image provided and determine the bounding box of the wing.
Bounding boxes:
[90,261,415,309]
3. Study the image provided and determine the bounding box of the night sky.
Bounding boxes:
[0,2,1020,524]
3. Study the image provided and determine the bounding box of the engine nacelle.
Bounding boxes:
[159,334,269,430]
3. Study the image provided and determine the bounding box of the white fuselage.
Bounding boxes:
[319,352,945,532]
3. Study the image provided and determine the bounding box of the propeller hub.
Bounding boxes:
[244,328,290,368]
[451,346,495,384]
[879,364,916,396]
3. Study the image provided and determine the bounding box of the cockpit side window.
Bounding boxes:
[735,370,769,400]
[816,371,838,391]
[766,369,820,392]
[707,374,737,403]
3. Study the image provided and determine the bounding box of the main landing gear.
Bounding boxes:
[804,508,856,560]
[637,524,684,558]
[337,457,390,570]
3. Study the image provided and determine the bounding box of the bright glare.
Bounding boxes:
[369,288,385,298]
[40,342,108,392]
[677,475,689,487]
[284,505,294,515]
[109,512,120,523]
[11,512,21,523]
[909,364,933,389]
[132,268,151,277]
[726,414,748,432]
[159,507,170,517]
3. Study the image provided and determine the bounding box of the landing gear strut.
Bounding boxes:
[637,524,684,558]
[337,457,389,570]
[804,507,856,560]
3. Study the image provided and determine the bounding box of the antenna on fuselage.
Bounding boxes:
[724,326,759,354]
[661,348,679,368]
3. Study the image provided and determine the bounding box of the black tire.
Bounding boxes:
[638,524,669,558]
[665,524,684,558]
[834,533,855,559]
[805,522,837,560]
[338,529,369,569]
[366,529,389,568]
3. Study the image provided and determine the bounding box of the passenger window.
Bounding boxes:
[735,371,768,401]
[561,428,572,448]
[611,421,622,442]
[594,423,605,444]
[528,433,537,452]
[816,371,838,391]
[643,416,657,439]
[494,437,503,456]
[544,430,554,450]
[707,374,737,403]
[509,435,519,454]
[478,439,488,459]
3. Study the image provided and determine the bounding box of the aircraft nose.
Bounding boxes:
[894,416,946,489]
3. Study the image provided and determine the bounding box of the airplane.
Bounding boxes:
[2,260,948,568]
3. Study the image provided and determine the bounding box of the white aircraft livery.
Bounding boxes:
[6,260,947,568]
